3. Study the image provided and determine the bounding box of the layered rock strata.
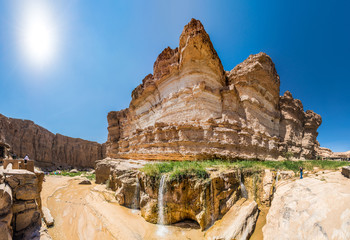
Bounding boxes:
[106,18,321,161]
[0,168,45,240]
[0,114,106,169]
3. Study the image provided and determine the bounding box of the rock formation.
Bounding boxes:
[0,114,106,169]
[263,172,350,240]
[95,159,283,232]
[0,168,46,239]
[106,18,322,161]
[316,146,350,160]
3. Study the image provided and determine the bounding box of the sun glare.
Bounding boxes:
[18,2,58,69]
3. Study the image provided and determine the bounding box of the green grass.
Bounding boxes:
[140,159,349,180]
[52,170,96,181]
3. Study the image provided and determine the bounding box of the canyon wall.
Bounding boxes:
[0,114,105,169]
[106,18,321,161]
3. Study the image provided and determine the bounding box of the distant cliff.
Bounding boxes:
[106,18,322,161]
[0,113,105,169]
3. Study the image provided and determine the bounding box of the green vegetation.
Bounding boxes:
[283,151,294,161]
[53,170,96,181]
[140,159,349,179]
[141,161,208,180]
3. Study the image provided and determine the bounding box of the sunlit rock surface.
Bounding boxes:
[0,168,46,239]
[95,159,277,233]
[263,172,350,240]
[0,114,106,169]
[106,18,321,161]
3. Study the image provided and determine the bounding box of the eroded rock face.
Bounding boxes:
[106,18,321,161]
[0,169,45,240]
[263,172,350,240]
[95,159,276,231]
[0,114,106,169]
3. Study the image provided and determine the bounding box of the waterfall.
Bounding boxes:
[239,170,248,199]
[240,181,248,199]
[210,179,215,225]
[157,175,168,236]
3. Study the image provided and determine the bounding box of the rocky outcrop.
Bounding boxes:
[205,199,259,240]
[316,146,350,160]
[0,168,45,240]
[0,114,106,169]
[106,18,322,161]
[263,172,350,240]
[96,160,277,232]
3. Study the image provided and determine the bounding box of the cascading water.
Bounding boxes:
[157,175,168,236]
[275,170,280,186]
[210,180,215,225]
[240,182,248,199]
[239,171,248,199]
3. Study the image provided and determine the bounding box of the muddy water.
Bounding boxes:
[44,176,204,240]
[249,207,269,240]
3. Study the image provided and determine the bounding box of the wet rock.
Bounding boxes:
[138,168,272,230]
[205,199,259,240]
[42,207,54,227]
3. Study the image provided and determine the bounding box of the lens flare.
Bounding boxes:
[17,1,58,69]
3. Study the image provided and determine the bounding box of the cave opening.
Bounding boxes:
[172,218,200,229]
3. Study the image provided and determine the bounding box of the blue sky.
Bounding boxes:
[0,0,349,152]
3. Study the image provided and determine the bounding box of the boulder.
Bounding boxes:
[0,183,12,215]
[42,207,54,227]
[205,199,259,240]
[69,169,78,173]
[79,179,91,185]
[341,166,350,178]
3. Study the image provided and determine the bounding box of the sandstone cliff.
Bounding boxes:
[0,114,106,169]
[106,18,322,161]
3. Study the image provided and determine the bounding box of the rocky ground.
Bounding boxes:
[42,175,204,240]
[263,171,350,240]
[40,166,350,240]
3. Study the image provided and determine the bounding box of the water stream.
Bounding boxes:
[239,170,248,199]
[157,174,168,236]
[240,181,248,199]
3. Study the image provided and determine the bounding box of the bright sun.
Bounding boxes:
[18,2,58,68]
